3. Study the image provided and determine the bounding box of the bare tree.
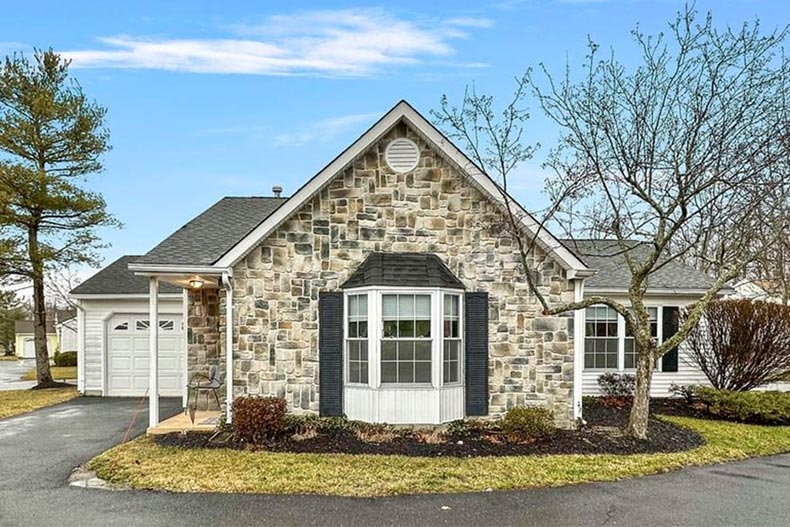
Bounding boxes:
[436,6,790,438]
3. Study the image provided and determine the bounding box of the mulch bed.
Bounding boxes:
[153,398,704,458]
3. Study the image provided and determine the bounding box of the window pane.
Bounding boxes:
[415,361,431,383]
[398,362,414,383]
[383,320,398,338]
[349,295,358,317]
[349,362,360,383]
[415,319,431,338]
[398,341,415,361]
[360,362,368,383]
[382,295,397,318]
[358,320,368,338]
[399,295,415,318]
[348,321,358,338]
[359,341,368,361]
[381,341,397,360]
[349,341,359,361]
[381,362,397,383]
[398,320,414,338]
[359,295,368,316]
[136,320,150,330]
[415,295,430,318]
[415,341,431,361]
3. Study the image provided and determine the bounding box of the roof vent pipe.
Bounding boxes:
[272,185,283,198]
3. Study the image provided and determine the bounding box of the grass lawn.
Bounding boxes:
[20,366,77,381]
[88,416,790,496]
[0,355,20,361]
[0,388,78,420]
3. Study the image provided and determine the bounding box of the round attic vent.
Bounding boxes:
[385,138,420,173]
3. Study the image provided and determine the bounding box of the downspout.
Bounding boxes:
[223,272,234,423]
[572,279,585,421]
[75,300,86,394]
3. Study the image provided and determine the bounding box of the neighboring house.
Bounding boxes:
[74,101,729,428]
[14,320,58,359]
[55,309,78,353]
[70,256,184,396]
[732,279,787,304]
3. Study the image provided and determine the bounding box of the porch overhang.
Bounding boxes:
[130,262,234,429]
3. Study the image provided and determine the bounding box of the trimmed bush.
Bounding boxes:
[231,396,287,444]
[501,406,556,443]
[446,418,494,440]
[694,388,790,425]
[597,373,636,397]
[54,351,77,367]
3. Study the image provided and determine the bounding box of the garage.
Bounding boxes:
[106,314,184,397]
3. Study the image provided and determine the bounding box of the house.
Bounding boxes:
[56,310,78,353]
[73,101,726,429]
[70,256,184,396]
[14,320,58,359]
[732,279,787,304]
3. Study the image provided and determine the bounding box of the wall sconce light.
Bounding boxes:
[189,278,204,289]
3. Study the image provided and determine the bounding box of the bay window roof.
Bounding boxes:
[341,252,465,290]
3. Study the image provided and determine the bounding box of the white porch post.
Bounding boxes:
[224,275,234,423]
[573,279,585,421]
[149,276,160,428]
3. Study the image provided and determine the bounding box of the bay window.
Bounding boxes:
[344,289,463,388]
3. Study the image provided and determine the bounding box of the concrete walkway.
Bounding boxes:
[0,397,789,526]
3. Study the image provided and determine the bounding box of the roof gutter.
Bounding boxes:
[128,263,232,276]
[584,286,736,296]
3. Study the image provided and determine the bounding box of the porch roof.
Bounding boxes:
[341,252,465,289]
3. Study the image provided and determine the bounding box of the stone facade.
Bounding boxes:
[188,121,577,426]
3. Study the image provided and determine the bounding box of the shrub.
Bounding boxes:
[597,373,636,397]
[669,383,700,404]
[685,299,790,391]
[231,396,287,444]
[54,351,77,367]
[501,406,556,443]
[694,388,790,425]
[446,419,494,440]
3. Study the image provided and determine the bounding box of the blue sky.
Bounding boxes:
[1,0,786,280]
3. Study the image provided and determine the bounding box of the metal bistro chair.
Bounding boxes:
[185,365,222,424]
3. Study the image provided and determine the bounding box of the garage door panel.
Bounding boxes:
[107,314,184,397]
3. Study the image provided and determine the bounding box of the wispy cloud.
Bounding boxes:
[273,112,380,147]
[62,10,492,77]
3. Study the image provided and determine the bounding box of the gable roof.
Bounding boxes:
[70,255,183,296]
[562,239,730,293]
[129,101,590,278]
[15,319,55,334]
[341,253,465,290]
[134,197,287,266]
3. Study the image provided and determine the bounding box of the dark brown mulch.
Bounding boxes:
[30,381,74,390]
[153,399,704,458]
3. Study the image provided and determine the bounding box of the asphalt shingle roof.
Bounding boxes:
[70,255,182,296]
[135,197,287,266]
[561,239,719,291]
[341,253,465,289]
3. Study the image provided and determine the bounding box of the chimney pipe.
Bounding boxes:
[272,185,283,198]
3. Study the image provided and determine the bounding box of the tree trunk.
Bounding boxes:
[29,226,54,387]
[625,339,654,439]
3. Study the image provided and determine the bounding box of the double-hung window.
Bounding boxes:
[584,306,619,369]
[443,294,462,384]
[347,294,369,384]
[381,294,432,384]
[624,307,658,369]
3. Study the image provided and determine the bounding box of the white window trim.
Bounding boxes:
[343,287,464,390]
[583,305,664,373]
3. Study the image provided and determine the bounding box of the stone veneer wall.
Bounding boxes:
[189,121,577,426]
[186,288,223,410]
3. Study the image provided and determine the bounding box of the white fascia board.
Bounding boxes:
[69,293,184,300]
[214,100,591,275]
[128,263,229,275]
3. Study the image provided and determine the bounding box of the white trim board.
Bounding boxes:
[212,100,592,276]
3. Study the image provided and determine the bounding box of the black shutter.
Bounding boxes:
[662,306,679,372]
[319,292,344,416]
[465,292,489,416]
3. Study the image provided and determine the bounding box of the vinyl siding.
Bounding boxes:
[78,297,183,395]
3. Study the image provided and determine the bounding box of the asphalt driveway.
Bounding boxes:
[0,358,36,390]
[1,397,789,527]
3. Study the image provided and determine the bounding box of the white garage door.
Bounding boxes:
[107,314,184,396]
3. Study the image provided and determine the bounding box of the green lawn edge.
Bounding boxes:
[0,388,79,420]
[88,416,790,497]
[20,366,77,381]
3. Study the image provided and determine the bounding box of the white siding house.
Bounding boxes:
[71,256,186,400]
